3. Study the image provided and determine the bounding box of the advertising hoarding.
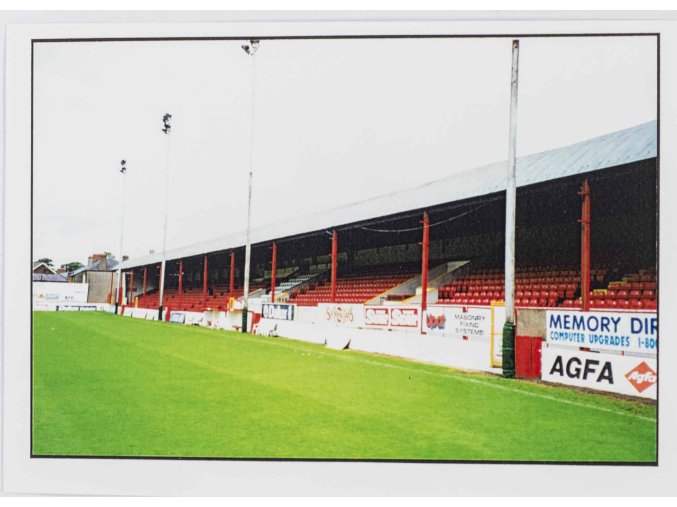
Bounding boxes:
[541,346,657,399]
[545,310,657,355]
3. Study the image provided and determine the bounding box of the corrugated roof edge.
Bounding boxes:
[121,120,657,270]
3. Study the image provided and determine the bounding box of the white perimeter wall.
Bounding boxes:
[256,315,497,373]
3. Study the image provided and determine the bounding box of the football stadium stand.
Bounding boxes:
[116,121,656,318]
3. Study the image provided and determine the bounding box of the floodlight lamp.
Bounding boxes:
[120,159,127,174]
[162,113,172,134]
[242,40,259,56]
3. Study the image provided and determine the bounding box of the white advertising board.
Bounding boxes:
[364,305,420,330]
[541,346,657,399]
[56,304,98,311]
[169,311,206,326]
[131,308,148,319]
[261,303,296,321]
[144,309,158,320]
[423,305,492,339]
[491,304,506,367]
[546,310,657,355]
[318,303,365,327]
[33,282,89,306]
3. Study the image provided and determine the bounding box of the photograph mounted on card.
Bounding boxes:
[3,14,672,497]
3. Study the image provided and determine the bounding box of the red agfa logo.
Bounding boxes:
[625,362,657,393]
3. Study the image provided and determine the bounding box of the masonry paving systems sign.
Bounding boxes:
[423,305,492,339]
[541,346,657,399]
[546,310,657,355]
[262,303,296,321]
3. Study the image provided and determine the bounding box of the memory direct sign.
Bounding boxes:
[546,310,657,355]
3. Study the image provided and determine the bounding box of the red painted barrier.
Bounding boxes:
[515,335,542,379]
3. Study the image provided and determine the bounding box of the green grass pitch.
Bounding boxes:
[32,312,657,462]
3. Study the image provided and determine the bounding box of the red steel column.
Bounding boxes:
[421,211,430,313]
[158,263,164,316]
[117,272,124,307]
[203,255,208,308]
[129,271,135,305]
[142,267,147,296]
[229,251,235,297]
[109,272,115,304]
[579,179,591,311]
[331,229,338,303]
[271,242,277,303]
[178,259,183,309]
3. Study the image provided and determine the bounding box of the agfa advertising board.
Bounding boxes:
[546,310,657,355]
[541,346,657,399]
[261,303,296,321]
[423,305,492,339]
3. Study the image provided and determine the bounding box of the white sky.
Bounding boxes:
[32,35,657,268]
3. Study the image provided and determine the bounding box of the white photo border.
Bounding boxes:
[3,16,677,495]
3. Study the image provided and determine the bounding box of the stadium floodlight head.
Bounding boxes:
[120,159,127,174]
[162,113,172,134]
[241,40,260,56]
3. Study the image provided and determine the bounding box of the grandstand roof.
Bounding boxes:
[121,120,657,270]
[70,257,119,276]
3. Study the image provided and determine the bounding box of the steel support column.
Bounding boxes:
[421,211,430,314]
[117,272,124,309]
[229,251,235,297]
[271,242,277,303]
[203,255,209,309]
[502,39,520,379]
[142,267,147,296]
[579,179,591,312]
[178,260,183,309]
[158,262,165,320]
[331,230,338,303]
[129,271,135,306]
